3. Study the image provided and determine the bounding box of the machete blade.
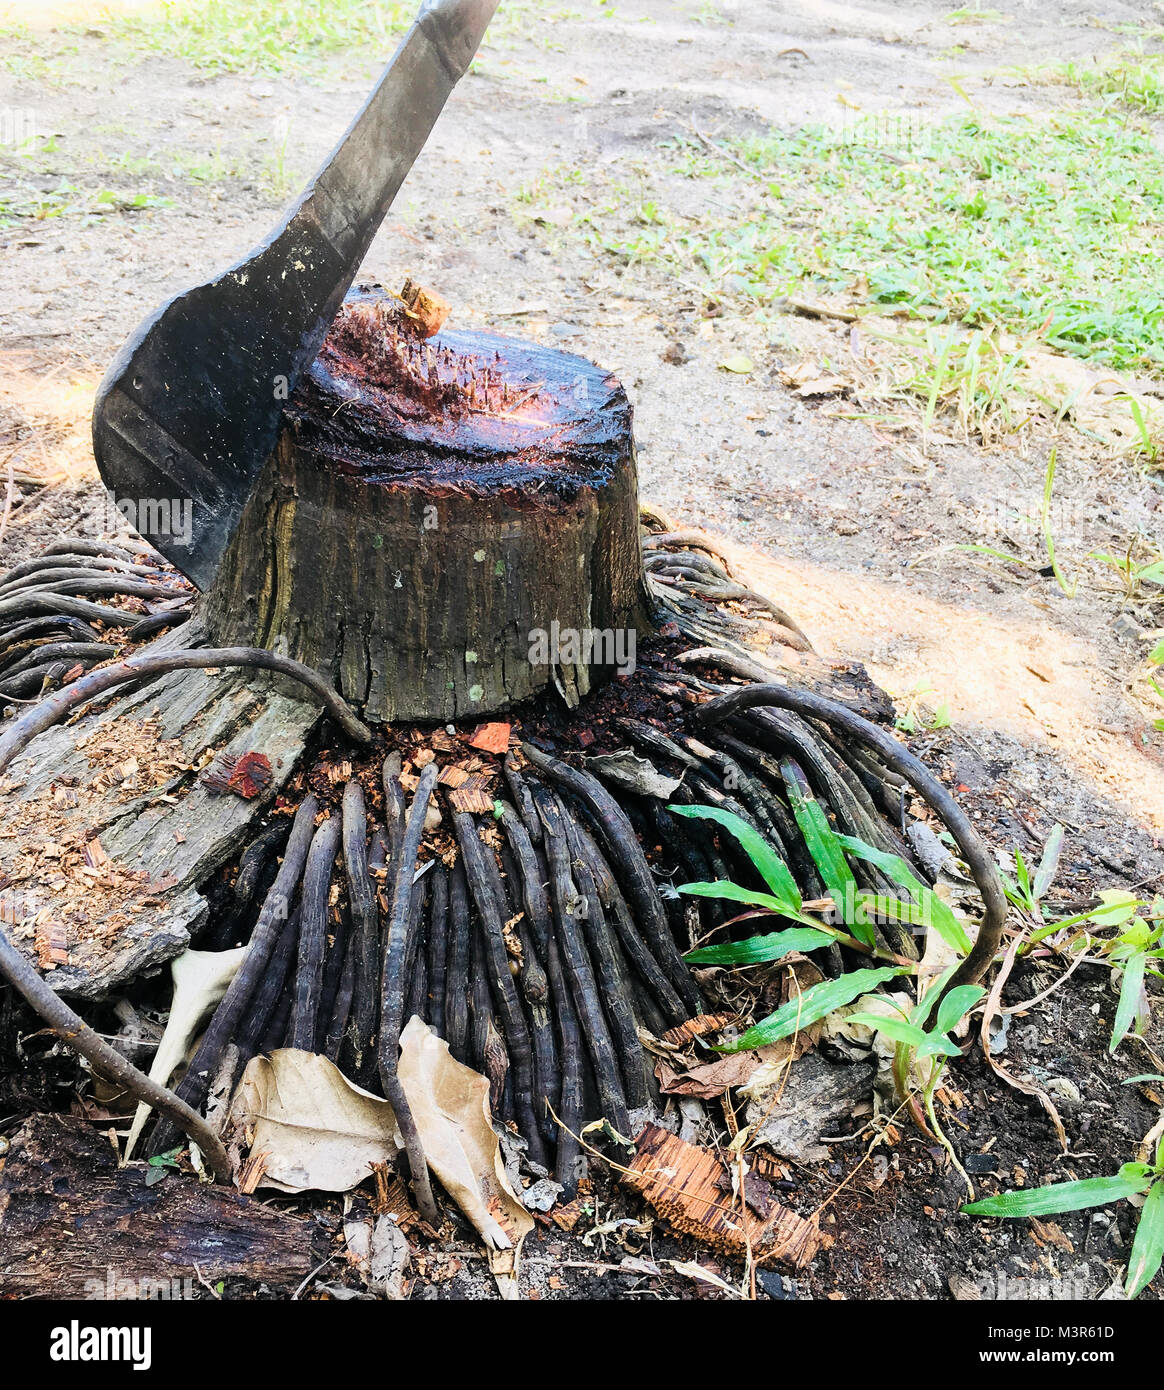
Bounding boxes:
[92,0,499,589]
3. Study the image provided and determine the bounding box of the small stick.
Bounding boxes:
[568,810,688,1027]
[404,873,430,1024]
[288,816,342,1051]
[232,908,301,1069]
[451,809,549,1166]
[426,864,449,1037]
[341,780,380,1075]
[317,892,351,1051]
[557,797,650,1109]
[545,931,584,1199]
[324,935,356,1061]
[0,924,232,1182]
[146,796,319,1157]
[529,784,630,1137]
[495,801,551,962]
[378,762,439,1224]
[445,859,472,1062]
[0,648,371,775]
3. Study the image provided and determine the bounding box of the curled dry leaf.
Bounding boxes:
[398,1015,533,1254]
[123,946,247,1162]
[236,1049,402,1193]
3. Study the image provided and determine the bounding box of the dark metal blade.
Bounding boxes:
[92,0,499,589]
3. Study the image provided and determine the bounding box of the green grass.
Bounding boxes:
[561,110,1164,377]
[34,0,593,77]
[1012,45,1164,114]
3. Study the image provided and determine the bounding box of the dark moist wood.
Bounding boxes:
[444,859,472,1063]
[341,780,380,1076]
[556,794,650,1111]
[545,932,584,1200]
[0,1116,322,1298]
[146,795,320,1158]
[529,783,631,1137]
[451,809,549,1166]
[521,742,702,1015]
[202,289,650,723]
[426,863,449,1037]
[403,873,430,1025]
[288,816,342,1051]
[377,762,439,1224]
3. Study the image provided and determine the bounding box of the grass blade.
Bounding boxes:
[963,1165,1153,1218]
[1111,950,1147,1054]
[780,760,867,945]
[686,927,835,966]
[839,835,972,954]
[676,880,785,911]
[1125,1180,1164,1298]
[720,964,909,1052]
[669,804,801,907]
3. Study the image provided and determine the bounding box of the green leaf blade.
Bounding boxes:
[721,965,909,1052]
[963,1167,1153,1219]
[1125,1180,1164,1299]
[669,804,801,908]
[685,927,835,966]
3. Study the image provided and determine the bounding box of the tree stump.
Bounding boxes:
[203,287,651,723]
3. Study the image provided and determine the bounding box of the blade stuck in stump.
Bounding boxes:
[92,0,499,589]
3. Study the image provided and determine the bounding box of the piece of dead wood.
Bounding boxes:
[660,1012,739,1048]
[0,1114,322,1298]
[620,1123,820,1267]
[743,1052,876,1164]
[467,722,511,755]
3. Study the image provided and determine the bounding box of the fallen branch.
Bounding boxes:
[0,646,372,772]
[0,926,232,1182]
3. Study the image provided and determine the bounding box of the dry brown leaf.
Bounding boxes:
[398,1016,533,1253]
[235,1049,401,1192]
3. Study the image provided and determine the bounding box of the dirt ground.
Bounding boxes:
[1,0,1162,1301]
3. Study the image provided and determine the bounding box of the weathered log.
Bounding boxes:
[0,1116,322,1298]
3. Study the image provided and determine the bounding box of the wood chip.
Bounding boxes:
[34,921,69,969]
[621,1124,820,1266]
[468,722,511,755]
[660,1013,739,1048]
[438,765,471,789]
[448,788,495,815]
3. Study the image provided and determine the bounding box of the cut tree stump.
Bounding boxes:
[202,286,650,723]
[0,1114,323,1298]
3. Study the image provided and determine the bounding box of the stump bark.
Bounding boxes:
[203,287,651,723]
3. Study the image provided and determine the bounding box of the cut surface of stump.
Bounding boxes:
[203,286,650,723]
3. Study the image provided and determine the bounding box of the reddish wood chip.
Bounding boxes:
[468,722,511,755]
[34,921,70,970]
[202,752,272,800]
[621,1124,821,1266]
